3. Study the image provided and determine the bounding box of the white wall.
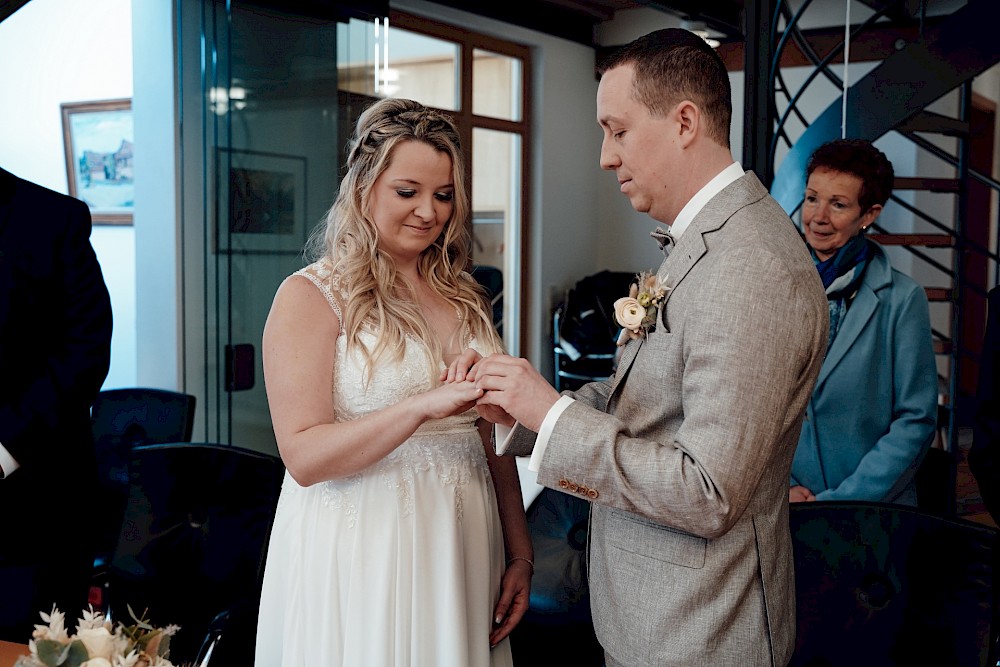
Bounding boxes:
[0,0,137,391]
[132,0,181,392]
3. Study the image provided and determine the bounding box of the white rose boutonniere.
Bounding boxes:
[614,271,670,346]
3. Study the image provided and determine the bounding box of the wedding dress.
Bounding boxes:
[255,260,512,667]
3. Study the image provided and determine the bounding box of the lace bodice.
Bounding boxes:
[290,259,490,524]
[294,257,480,427]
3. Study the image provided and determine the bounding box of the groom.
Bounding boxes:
[463,29,828,666]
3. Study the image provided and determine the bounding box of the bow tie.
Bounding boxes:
[651,227,675,257]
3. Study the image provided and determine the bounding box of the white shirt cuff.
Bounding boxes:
[528,395,575,472]
[0,441,20,479]
[494,422,514,455]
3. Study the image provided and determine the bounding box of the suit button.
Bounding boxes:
[559,479,569,489]
[587,489,599,499]
[568,482,579,493]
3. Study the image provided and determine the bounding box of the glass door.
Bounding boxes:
[180,3,527,451]
[183,0,354,453]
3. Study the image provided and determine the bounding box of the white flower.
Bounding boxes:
[16,607,181,667]
[77,607,108,632]
[78,627,116,660]
[81,659,113,667]
[35,606,69,643]
[614,297,646,330]
[613,271,671,346]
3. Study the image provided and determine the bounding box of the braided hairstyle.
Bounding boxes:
[313,98,502,381]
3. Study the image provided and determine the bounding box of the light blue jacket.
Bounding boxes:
[791,242,937,505]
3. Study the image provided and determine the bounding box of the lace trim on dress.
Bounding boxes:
[317,434,487,525]
[289,258,490,526]
[294,257,344,332]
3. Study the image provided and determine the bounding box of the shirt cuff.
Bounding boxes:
[528,395,575,472]
[0,441,20,479]
[495,423,514,455]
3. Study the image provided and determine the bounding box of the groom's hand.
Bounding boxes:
[473,354,559,432]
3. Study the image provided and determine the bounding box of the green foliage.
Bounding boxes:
[33,639,89,667]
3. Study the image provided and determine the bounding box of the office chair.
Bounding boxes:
[107,442,284,665]
[789,501,1000,667]
[90,388,197,571]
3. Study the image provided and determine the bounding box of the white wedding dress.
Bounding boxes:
[255,260,513,667]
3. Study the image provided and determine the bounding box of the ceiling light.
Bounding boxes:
[681,19,721,49]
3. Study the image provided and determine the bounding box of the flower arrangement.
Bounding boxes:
[13,606,182,667]
[613,271,670,345]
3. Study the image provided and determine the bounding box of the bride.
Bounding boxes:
[254,97,532,667]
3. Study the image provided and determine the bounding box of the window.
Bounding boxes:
[336,12,530,354]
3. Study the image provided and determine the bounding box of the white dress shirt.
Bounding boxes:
[0,442,20,478]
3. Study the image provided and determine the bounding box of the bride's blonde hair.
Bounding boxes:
[310,98,503,378]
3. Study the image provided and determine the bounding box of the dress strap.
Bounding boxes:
[294,258,344,331]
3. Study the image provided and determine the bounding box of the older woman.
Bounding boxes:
[789,139,937,506]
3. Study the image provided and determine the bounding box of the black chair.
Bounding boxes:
[107,442,284,666]
[471,264,503,336]
[510,487,603,666]
[552,271,635,392]
[789,501,1000,667]
[90,388,196,571]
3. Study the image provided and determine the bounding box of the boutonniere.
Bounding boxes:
[613,271,671,346]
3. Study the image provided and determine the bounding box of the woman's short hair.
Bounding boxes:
[806,139,895,212]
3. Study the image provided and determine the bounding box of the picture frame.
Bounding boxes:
[215,148,308,254]
[61,99,134,225]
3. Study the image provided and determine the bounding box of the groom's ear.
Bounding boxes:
[675,100,699,148]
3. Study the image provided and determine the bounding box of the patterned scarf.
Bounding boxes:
[812,234,871,353]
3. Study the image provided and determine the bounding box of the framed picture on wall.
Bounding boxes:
[61,98,134,225]
[215,148,308,254]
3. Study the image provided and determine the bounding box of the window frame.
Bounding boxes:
[389,10,532,355]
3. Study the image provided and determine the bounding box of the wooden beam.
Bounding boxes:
[716,17,947,71]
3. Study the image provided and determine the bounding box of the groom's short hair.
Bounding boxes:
[597,28,732,149]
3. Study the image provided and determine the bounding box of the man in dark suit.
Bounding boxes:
[971,286,1000,522]
[0,166,113,640]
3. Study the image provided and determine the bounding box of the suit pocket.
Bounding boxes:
[607,508,706,569]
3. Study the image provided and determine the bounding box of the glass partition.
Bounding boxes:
[181,4,527,448]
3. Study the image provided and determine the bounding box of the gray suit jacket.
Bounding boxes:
[508,172,828,666]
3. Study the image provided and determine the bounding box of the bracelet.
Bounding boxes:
[507,556,534,573]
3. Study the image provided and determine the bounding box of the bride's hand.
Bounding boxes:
[420,380,484,420]
[489,558,531,647]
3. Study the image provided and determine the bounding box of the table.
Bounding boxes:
[0,640,27,667]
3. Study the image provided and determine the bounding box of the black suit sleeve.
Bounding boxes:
[0,194,112,467]
[971,287,1000,520]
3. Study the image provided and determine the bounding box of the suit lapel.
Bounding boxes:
[609,172,766,400]
[0,169,16,327]
[608,337,642,400]
[814,250,891,389]
[815,288,876,389]
[0,168,15,241]
[658,172,765,319]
